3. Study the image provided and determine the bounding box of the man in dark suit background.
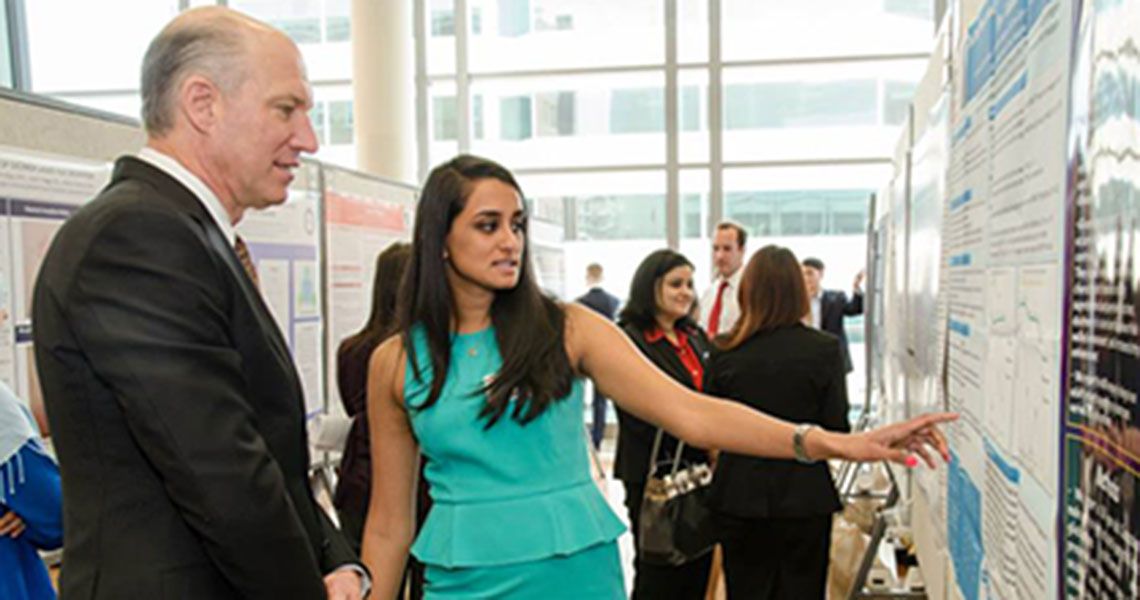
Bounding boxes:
[33,8,365,599]
[575,263,620,448]
[802,257,864,373]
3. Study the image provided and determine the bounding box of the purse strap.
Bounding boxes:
[647,428,687,480]
[584,424,607,482]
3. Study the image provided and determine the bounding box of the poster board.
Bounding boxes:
[0,146,110,412]
[942,0,1070,597]
[1061,0,1140,597]
[0,89,423,435]
[0,90,139,421]
[322,165,415,418]
[236,160,326,419]
[907,18,954,600]
[883,104,913,436]
[872,1,1078,597]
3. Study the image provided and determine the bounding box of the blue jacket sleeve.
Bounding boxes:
[1,441,63,550]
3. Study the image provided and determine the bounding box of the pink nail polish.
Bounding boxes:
[905,456,918,468]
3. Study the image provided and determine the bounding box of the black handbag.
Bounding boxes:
[637,428,716,566]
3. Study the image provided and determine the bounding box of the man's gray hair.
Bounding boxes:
[140,18,249,135]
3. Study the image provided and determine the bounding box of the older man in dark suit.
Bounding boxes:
[575,263,620,448]
[802,257,864,373]
[33,8,365,599]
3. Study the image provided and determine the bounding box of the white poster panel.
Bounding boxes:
[0,146,108,411]
[943,1,1071,599]
[323,173,414,419]
[237,166,325,419]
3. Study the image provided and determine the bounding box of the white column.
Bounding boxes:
[351,0,416,183]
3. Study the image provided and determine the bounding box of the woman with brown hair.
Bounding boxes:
[703,244,857,599]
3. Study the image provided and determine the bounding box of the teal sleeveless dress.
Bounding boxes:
[405,325,627,598]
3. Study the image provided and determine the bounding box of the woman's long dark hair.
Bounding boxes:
[618,249,699,332]
[398,154,572,427]
[341,242,411,357]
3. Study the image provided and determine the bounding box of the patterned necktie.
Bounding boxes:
[233,235,259,288]
[707,280,729,335]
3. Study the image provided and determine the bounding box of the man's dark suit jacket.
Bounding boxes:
[576,286,620,320]
[614,320,711,485]
[819,289,864,373]
[704,324,851,518]
[33,157,355,599]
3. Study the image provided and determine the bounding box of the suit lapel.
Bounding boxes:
[202,223,298,382]
[115,157,300,394]
[624,324,696,388]
[647,335,694,388]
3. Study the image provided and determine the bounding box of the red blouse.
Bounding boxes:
[644,326,704,391]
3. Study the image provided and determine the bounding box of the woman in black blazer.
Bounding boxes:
[615,249,714,600]
[704,245,851,599]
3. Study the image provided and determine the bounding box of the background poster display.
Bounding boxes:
[0,92,428,462]
[237,160,325,419]
[941,1,1071,599]
[0,146,108,411]
[907,28,953,562]
[1063,0,1140,597]
[884,123,912,433]
[322,166,414,417]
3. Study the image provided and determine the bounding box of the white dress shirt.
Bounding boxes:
[699,266,744,335]
[136,147,236,244]
[809,290,823,329]
[134,147,371,596]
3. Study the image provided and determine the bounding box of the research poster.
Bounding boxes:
[869,207,890,405]
[900,25,955,571]
[884,133,912,429]
[910,92,950,383]
[909,85,953,561]
[944,0,1070,598]
[1063,0,1140,597]
[323,169,414,415]
[236,161,325,419]
[0,146,108,410]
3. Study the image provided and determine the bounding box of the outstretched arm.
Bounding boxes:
[360,336,420,599]
[565,303,952,465]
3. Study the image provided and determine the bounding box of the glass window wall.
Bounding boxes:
[0,6,12,88]
[465,0,664,72]
[468,71,666,169]
[520,170,667,302]
[721,59,927,162]
[26,0,180,94]
[721,0,933,61]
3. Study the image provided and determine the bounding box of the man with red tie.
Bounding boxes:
[699,221,747,337]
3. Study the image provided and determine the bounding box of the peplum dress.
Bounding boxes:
[405,325,627,598]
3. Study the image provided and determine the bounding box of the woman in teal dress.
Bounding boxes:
[361,155,955,599]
